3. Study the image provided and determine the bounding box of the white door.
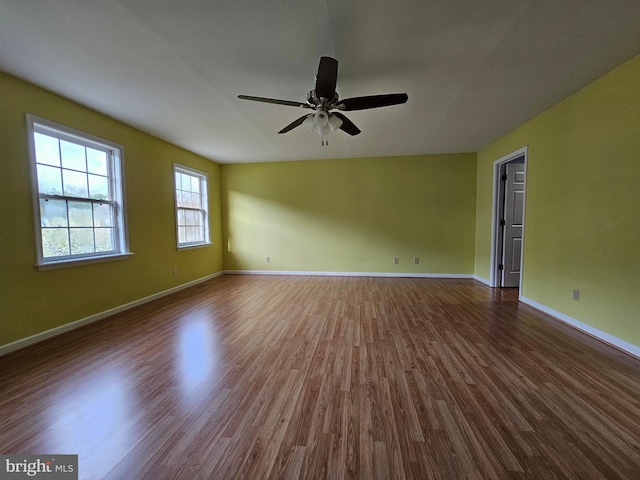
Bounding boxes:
[501,162,525,287]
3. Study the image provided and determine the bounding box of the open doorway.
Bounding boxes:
[490,147,528,289]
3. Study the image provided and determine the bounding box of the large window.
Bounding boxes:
[27,115,130,269]
[174,164,210,248]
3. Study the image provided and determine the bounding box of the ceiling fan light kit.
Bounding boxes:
[239,57,408,145]
[328,114,342,131]
[301,110,343,145]
[303,115,316,132]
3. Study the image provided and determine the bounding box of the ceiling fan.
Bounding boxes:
[238,57,408,145]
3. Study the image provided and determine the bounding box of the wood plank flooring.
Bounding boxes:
[1,275,640,479]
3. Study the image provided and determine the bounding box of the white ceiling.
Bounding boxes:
[1,0,640,164]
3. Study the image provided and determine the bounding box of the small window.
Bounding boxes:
[174,164,210,249]
[27,115,131,269]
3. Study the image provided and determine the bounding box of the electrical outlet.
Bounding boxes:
[394,257,399,265]
[414,257,419,265]
[172,267,178,276]
[573,289,580,301]
[266,256,271,263]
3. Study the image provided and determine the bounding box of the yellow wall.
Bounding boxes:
[222,154,477,274]
[0,72,223,347]
[475,53,640,345]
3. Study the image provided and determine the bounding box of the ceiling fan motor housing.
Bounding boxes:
[307,90,338,108]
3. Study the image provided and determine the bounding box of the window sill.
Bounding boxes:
[36,252,134,271]
[177,242,213,252]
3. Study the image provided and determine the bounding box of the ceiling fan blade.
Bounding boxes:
[278,115,310,134]
[337,93,408,111]
[315,57,338,100]
[238,95,310,108]
[332,112,361,136]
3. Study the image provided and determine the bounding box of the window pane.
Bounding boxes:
[189,192,201,209]
[70,228,95,254]
[193,211,203,226]
[68,201,93,227]
[186,226,195,242]
[40,199,68,227]
[34,133,60,167]
[37,164,63,195]
[87,148,108,175]
[181,173,192,192]
[186,226,203,242]
[177,209,186,226]
[178,226,186,244]
[60,140,86,171]
[93,203,113,227]
[186,210,195,226]
[42,228,70,257]
[94,228,114,252]
[88,174,109,200]
[191,178,200,194]
[63,169,89,197]
[176,190,184,208]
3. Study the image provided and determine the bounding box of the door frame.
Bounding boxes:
[489,146,528,288]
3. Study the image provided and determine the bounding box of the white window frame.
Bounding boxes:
[27,114,132,270]
[173,163,211,250]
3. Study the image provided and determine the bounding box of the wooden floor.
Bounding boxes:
[1,276,640,479]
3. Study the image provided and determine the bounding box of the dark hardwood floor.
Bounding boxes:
[1,275,640,479]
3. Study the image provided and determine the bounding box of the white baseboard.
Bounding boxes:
[224,269,475,279]
[519,296,640,359]
[473,275,492,286]
[0,271,224,357]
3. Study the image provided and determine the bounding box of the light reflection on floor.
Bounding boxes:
[44,368,134,479]
[19,314,222,478]
[177,318,217,397]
